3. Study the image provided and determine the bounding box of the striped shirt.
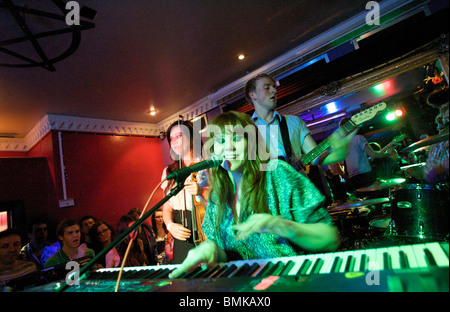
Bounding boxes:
[0,260,37,283]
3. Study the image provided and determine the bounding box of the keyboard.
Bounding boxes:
[25,242,449,292]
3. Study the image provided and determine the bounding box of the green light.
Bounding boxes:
[374,84,384,92]
[386,112,395,121]
[372,83,386,97]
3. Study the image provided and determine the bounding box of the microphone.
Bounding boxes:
[166,156,223,180]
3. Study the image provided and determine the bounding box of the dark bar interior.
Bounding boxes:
[0,0,448,298]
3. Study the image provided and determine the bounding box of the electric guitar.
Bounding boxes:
[291,102,387,171]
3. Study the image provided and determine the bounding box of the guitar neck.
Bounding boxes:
[379,142,394,154]
[301,120,356,165]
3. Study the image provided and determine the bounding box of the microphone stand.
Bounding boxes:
[55,177,188,292]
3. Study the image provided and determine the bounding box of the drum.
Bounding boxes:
[330,208,376,250]
[388,184,449,240]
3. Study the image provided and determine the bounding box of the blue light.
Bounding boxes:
[324,102,339,114]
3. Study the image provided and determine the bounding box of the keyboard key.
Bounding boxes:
[311,258,324,274]
[344,255,355,272]
[423,248,437,266]
[425,242,450,267]
[398,251,410,269]
[330,256,342,273]
[279,260,295,276]
[400,245,419,268]
[270,261,285,276]
[295,259,312,277]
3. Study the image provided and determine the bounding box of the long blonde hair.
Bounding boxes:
[206,111,270,229]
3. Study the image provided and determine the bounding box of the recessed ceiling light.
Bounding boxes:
[146,108,157,116]
[238,54,245,60]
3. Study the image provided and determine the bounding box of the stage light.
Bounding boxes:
[324,102,339,114]
[386,112,395,121]
[394,109,403,117]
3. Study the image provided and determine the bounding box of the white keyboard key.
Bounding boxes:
[399,245,419,268]
[387,246,401,269]
[425,242,449,267]
[412,244,430,268]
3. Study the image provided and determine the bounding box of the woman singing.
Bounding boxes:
[170,111,340,278]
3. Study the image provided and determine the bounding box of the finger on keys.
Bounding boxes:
[169,251,203,279]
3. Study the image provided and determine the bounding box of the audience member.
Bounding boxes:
[115,215,150,267]
[44,219,95,268]
[128,207,151,226]
[1,229,37,287]
[19,219,60,269]
[79,215,96,249]
[89,220,119,268]
[127,208,157,265]
[151,209,173,265]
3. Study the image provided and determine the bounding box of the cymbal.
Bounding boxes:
[399,162,425,171]
[401,130,449,154]
[356,178,406,192]
[328,197,390,211]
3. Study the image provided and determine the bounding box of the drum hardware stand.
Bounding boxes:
[418,220,425,238]
[389,220,397,236]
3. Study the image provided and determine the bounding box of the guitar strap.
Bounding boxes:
[279,115,293,162]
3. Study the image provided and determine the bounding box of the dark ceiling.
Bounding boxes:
[0,0,448,140]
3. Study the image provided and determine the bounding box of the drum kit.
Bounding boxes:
[329,131,449,250]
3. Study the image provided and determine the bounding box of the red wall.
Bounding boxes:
[59,132,165,226]
[0,131,165,233]
[0,157,58,233]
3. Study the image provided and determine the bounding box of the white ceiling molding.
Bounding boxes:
[156,96,218,133]
[0,114,160,152]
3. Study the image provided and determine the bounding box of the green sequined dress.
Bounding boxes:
[202,160,333,260]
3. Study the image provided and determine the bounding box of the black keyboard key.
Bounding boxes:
[295,259,312,278]
[331,256,342,273]
[183,266,203,279]
[208,265,227,278]
[359,254,368,271]
[344,255,355,272]
[245,263,262,277]
[203,265,223,278]
[399,251,410,269]
[255,262,274,277]
[383,252,391,270]
[279,260,295,276]
[230,264,250,277]
[311,258,324,274]
[217,264,237,278]
[153,268,171,279]
[270,261,285,276]
[424,248,437,266]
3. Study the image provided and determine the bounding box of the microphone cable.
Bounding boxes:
[114,178,166,292]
